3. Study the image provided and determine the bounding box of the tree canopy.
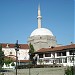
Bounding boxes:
[4,57,13,66]
[29,43,35,61]
[29,43,35,54]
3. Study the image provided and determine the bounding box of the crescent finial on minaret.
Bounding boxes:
[37,4,42,28]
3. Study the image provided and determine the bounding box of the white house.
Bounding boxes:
[2,43,30,68]
[34,44,75,66]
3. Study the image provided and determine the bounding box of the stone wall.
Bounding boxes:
[3,67,65,75]
[28,35,57,51]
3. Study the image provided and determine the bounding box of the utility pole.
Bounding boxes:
[14,40,19,75]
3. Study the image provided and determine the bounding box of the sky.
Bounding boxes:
[0,0,74,45]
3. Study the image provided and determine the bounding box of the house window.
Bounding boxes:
[62,51,66,56]
[57,52,66,56]
[45,53,51,57]
[44,59,49,63]
[70,56,74,63]
[69,50,73,55]
[57,52,61,56]
[39,54,43,58]
[56,58,62,63]
[63,58,67,63]
[59,58,62,63]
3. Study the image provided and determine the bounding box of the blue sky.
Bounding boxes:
[0,0,74,45]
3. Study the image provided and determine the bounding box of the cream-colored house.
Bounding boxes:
[2,43,29,68]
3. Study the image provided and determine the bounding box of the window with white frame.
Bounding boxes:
[63,58,67,63]
[39,54,43,58]
[45,53,51,57]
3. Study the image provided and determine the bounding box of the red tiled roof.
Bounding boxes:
[19,44,29,49]
[36,44,75,53]
[1,43,29,49]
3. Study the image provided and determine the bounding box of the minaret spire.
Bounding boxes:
[37,5,42,28]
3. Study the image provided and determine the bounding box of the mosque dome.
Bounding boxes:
[30,28,53,37]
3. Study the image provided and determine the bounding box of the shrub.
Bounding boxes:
[65,66,73,75]
[11,62,15,66]
[4,57,12,66]
[0,73,4,75]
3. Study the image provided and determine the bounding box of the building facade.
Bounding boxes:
[1,5,74,68]
[28,5,57,51]
[35,44,75,66]
[1,43,75,67]
[2,43,29,66]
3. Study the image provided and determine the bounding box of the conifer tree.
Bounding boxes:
[29,43,35,60]
[29,43,34,54]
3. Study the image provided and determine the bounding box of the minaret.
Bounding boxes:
[37,5,42,28]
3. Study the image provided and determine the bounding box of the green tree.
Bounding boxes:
[0,44,4,69]
[4,57,12,66]
[29,43,35,53]
[11,62,15,66]
[29,43,35,60]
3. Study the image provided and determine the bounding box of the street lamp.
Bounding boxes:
[28,52,31,75]
[73,49,75,75]
[14,40,19,75]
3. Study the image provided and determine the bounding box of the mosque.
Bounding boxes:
[28,5,57,51]
[1,5,75,68]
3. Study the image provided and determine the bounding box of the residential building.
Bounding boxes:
[34,44,75,66]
